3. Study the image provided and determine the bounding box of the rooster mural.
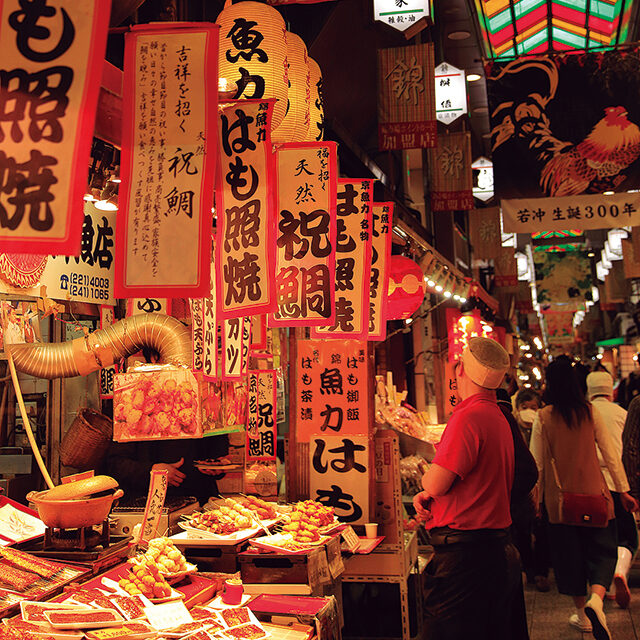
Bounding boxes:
[490,57,640,197]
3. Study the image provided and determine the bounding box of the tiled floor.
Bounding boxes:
[526,573,640,640]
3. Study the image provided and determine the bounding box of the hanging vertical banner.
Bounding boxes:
[543,310,575,344]
[246,370,277,461]
[203,244,218,380]
[469,207,501,260]
[240,320,251,376]
[494,247,518,291]
[377,43,436,151]
[116,22,219,297]
[295,339,370,443]
[271,142,338,327]
[312,180,373,339]
[0,0,111,255]
[99,306,117,399]
[217,99,276,318]
[369,203,394,341]
[250,315,268,352]
[190,298,204,372]
[434,62,467,125]
[429,132,473,211]
[623,234,640,279]
[222,318,244,380]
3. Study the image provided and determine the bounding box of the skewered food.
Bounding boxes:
[237,496,277,520]
[118,558,172,599]
[187,511,241,535]
[0,547,61,579]
[144,537,189,575]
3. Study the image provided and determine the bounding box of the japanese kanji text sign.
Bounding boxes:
[222,317,244,380]
[501,193,640,233]
[99,306,117,399]
[312,179,373,339]
[217,99,276,318]
[296,339,369,443]
[429,131,473,211]
[434,62,467,125]
[116,23,219,297]
[377,43,436,150]
[309,435,369,524]
[0,0,111,255]
[246,370,277,460]
[468,207,501,260]
[126,298,170,317]
[271,142,337,326]
[203,245,219,380]
[369,203,393,341]
[190,298,204,371]
[40,203,116,305]
[373,0,431,31]
[141,469,168,543]
[250,314,268,351]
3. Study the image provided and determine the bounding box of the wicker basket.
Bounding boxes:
[59,408,113,471]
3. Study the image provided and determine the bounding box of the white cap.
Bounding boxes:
[461,336,510,389]
[587,371,613,400]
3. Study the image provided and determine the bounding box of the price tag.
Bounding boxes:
[144,600,192,631]
[140,469,168,543]
[326,536,345,578]
[341,525,361,552]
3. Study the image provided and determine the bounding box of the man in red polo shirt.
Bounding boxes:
[414,337,521,640]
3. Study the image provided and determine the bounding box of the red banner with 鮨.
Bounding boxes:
[368,202,394,341]
[312,179,373,339]
[217,100,277,319]
[270,142,338,327]
[0,0,111,255]
[116,22,219,298]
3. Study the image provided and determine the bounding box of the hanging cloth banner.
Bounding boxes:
[190,298,204,372]
[116,22,219,298]
[377,43,436,150]
[429,131,473,211]
[246,370,277,461]
[468,207,502,261]
[534,251,591,305]
[222,317,244,380]
[203,241,219,380]
[312,179,373,340]
[543,311,575,345]
[250,315,268,352]
[623,233,640,279]
[0,0,111,255]
[99,306,117,400]
[217,99,276,318]
[368,203,394,341]
[493,246,518,292]
[270,142,338,327]
[488,49,640,222]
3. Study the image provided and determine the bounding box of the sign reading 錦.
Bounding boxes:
[373,0,431,31]
[217,100,276,318]
[369,203,393,341]
[312,180,373,339]
[378,43,436,150]
[117,23,219,298]
[429,131,473,211]
[0,0,111,255]
[246,370,277,461]
[271,142,337,327]
[435,62,467,125]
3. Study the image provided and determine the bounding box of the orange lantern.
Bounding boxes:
[217,1,289,128]
[272,32,310,143]
[306,57,324,141]
[386,255,427,320]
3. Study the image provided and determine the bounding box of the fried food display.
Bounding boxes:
[117,558,172,600]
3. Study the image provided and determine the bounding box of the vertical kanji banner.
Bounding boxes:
[377,43,436,150]
[246,370,277,461]
[0,0,111,255]
[190,298,204,371]
[493,246,518,292]
[222,317,244,380]
[99,305,117,399]
[468,207,502,260]
[312,179,373,339]
[429,131,473,211]
[240,319,251,376]
[271,142,338,327]
[217,99,276,318]
[203,244,219,380]
[250,315,268,351]
[116,22,219,297]
[369,203,393,341]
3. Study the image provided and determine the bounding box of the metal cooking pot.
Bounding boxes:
[26,488,124,529]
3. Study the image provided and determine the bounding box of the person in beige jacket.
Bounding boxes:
[530,360,637,640]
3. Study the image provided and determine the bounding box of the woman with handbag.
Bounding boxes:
[530,360,637,640]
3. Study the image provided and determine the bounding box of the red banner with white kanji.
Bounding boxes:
[116,22,219,297]
[312,179,373,339]
[270,142,338,327]
[369,203,393,341]
[0,0,111,255]
[217,99,276,318]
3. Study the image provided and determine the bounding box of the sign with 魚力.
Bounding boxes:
[271,142,337,327]
[429,131,473,211]
[373,0,431,31]
[378,43,436,150]
[246,370,277,461]
[116,22,219,298]
[312,180,373,339]
[435,62,467,125]
[217,100,276,319]
[369,203,393,341]
[0,0,111,255]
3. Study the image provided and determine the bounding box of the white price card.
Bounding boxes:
[341,525,361,552]
[144,600,192,631]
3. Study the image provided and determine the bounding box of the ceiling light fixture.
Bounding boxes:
[448,30,471,40]
[466,73,482,82]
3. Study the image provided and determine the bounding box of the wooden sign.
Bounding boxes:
[140,469,168,543]
[369,203,393,340]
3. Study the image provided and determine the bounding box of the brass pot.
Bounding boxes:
[26,489,124,529]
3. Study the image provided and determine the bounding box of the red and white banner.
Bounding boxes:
[369,203,393,341]
[312,179,373,339]
[0,0,111,254]
[271,142,338,327]
[217,100,277,319]
[190,298,204,372]
[203,245,219,380]
[116,22,219,297]
[99,306,117,399]
[246,370,277,461]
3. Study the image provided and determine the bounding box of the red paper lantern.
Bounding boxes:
[386,256,427,320]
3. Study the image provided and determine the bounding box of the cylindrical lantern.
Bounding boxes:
[217,1,289,128]
[272,32,310,143]
[306,57,324,141]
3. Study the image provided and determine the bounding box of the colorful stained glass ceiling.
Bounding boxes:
[474,0,637,59]
[531,230,582,239]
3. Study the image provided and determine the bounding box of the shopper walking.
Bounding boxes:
[530,360,637,640]
[587,371,638,608]
[414,337,521,640]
